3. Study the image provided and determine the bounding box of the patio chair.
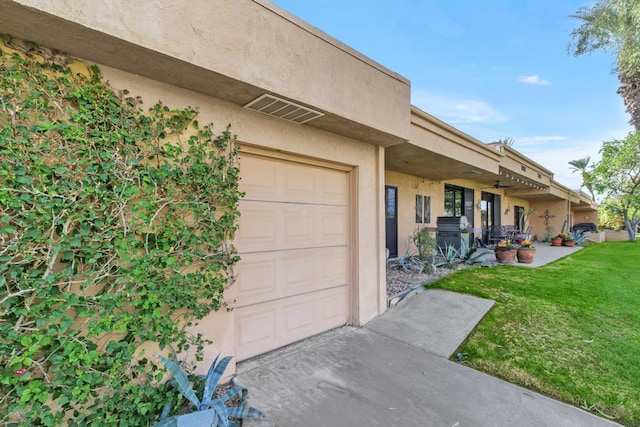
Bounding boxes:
[515,225,533,241]
[488,225,507,246]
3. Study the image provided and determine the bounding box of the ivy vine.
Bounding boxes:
[0,40,242,426]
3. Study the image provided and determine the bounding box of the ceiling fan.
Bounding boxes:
[492,180,514,189]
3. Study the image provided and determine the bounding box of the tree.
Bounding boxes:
[599,197,626,230]
[569,0,640,130]
[568,156,597,200]
[591,131,640,241]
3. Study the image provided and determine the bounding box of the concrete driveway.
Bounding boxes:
[236,286,619,427]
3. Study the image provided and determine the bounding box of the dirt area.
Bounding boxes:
[386,263,473,299]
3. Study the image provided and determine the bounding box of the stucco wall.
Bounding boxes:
[95,63,385,374]
[530,200,570,241]
[573,210,598,226]
[385,170,441,255]
[604,230,630,242]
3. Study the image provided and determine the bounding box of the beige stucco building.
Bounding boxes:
[0,0,598,374]
[385,108,598,258]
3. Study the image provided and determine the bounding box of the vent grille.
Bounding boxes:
[244,94,324,124]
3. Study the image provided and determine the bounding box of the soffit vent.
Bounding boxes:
[244,94,324,124]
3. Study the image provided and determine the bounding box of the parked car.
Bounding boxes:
[572,222,597,233]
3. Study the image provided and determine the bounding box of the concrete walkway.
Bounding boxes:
[237,255,619,426]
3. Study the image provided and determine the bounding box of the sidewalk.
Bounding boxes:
[236,285,619,427]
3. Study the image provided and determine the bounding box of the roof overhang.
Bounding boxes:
[386,107,556,193]
[386,107,503,181]
[0,0,410,147]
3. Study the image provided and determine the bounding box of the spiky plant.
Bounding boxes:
[154,354,265,427]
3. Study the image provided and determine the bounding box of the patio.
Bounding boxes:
[477,242,583,267]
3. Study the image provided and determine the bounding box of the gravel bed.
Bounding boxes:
[386,263,474,299]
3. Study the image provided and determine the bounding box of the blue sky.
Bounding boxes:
[270,0,634,190]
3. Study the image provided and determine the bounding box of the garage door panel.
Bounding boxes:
[236,202,347,253]
[233,257,277,297]
[235,286,349,361]
[239,155,277,198]
[282,299,317,341]
[282,163,318,201]
[235,308,276,352]
[235,206,277,251]
[282,207,314,242]
[236,246,348,307]
[320,210,348,239]
[318,287,350,329]
[321,170,349,205]
[240,155,348,206]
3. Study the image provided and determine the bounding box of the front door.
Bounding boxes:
[481,191,501,244]
[385,186,398,258]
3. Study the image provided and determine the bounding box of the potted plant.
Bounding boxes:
[543,225,554,242]
[517,240,536,263]
[563,233,576,247]
[517,207,536,240]
[494,239,517,263]
[553,220,569,246]
[550,235,563,246]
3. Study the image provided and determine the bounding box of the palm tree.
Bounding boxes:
[497,137,515,147]
[569,156,596,200]
[569,0,640,130]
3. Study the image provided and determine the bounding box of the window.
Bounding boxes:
[385,187,397,219]
[424,196,431,223]
[415,195,432,223]
[444,184,464,217]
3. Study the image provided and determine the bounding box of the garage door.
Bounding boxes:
[234,152,350,361]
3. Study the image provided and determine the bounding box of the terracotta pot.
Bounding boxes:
[563,240,576,247]
[517,248,536,264]
[495,248,517,263]
[551,237,563,246]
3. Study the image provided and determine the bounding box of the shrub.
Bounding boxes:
[412,227,437,260]
[0,40,242,425]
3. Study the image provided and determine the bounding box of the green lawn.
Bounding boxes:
[428,242,640,426]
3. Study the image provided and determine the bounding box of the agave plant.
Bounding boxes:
[435,243,461,268]
[154,353,265,427]
[569,228,588,246]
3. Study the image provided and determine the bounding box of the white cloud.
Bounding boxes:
[519,141,602,191]
[517,75,550,86]
[411,90,507,124]
[517,135,567,146]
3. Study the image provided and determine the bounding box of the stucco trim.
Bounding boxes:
[493,143,555,177]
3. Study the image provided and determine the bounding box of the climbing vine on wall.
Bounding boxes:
[0,39,242,425]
